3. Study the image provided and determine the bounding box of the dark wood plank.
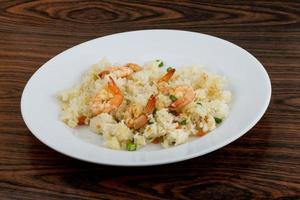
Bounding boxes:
[0,0,299,199]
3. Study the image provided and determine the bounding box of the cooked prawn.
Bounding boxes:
[124,95,156,129]
[90,77,123,115]
[157,68,175,94]
[124,103,143,128]
[169,85,195,111]
[98,70,110,79]
[98,63,142,79]
[158,68,175,83]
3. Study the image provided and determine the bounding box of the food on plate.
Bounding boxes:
[57,59,231,151]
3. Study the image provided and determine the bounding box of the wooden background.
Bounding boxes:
[0,0,299,199]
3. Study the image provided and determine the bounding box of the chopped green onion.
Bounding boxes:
[167,67,172,72]
[152,108,157,116]
[214,117,222,124]
[170,95,177,102]
[148,120,154,124]
[126,143,137,151]
[197,102,202,105]
[158,61,164,67]
[156,59,164,67]
[179,119,187,125]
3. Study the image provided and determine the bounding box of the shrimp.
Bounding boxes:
[98,70,110,79]
[157,69,194,110]
[98,63,142,79]
[158,68,175,83]
[157,68,176,94]
[124,95,156,129]
[90,77,123,115]
[169,85,195,111]
[124,103,143,128]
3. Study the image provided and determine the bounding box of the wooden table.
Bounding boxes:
[0,1,299,199]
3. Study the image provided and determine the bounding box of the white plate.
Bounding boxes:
[21,30,271,166]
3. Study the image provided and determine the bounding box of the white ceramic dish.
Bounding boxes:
[21,30,271,166]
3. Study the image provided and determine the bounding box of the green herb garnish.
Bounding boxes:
[179,119,187,125]
[170,95,177,102]
[158,61,164,67]
[197,102,202,105]
[214,117,222,124]
[167,67,172,72]
[152,108,157,116]
[126,143,137,151]
[148,120,155,124]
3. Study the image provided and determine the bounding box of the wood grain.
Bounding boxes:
[0,0,299,199]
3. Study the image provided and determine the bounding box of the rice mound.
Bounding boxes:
[57,59,231,150]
